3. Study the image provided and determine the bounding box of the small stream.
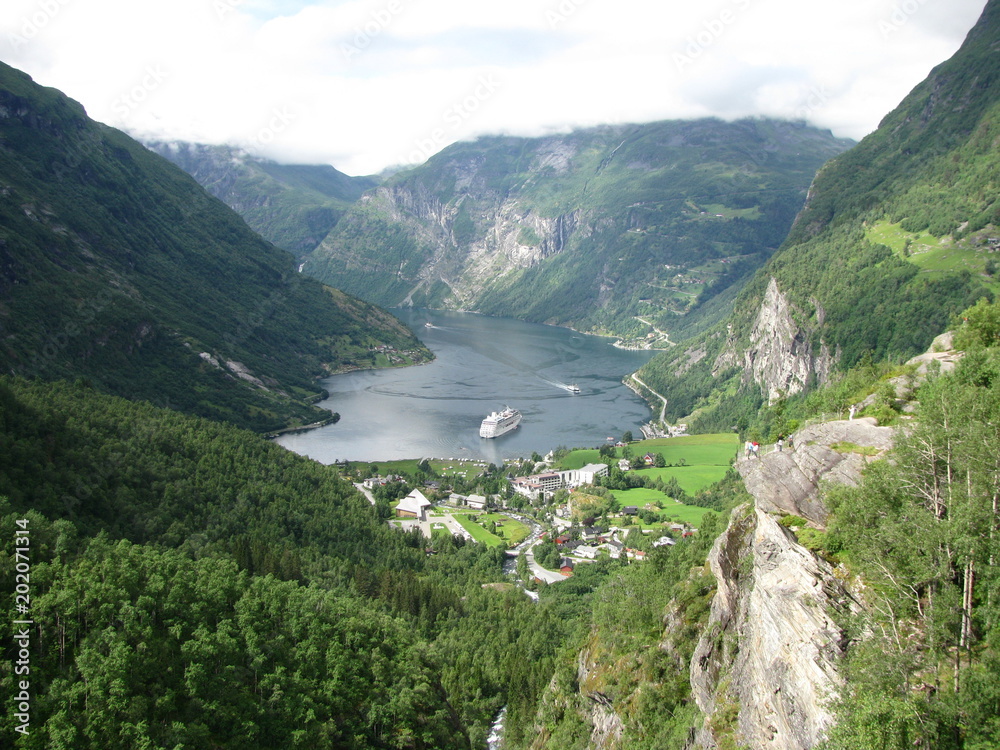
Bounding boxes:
[487,706,507,749]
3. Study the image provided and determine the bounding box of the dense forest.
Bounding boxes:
[815,310,1000,749]
[0,377,727,748]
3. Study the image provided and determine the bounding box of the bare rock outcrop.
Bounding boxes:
[691,416,891,749]
[691,507,854,750]
[715,278,836,403]
[737,418,894,526]
[575,647,625,748]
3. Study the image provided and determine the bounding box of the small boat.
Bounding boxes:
[568,384,581,393]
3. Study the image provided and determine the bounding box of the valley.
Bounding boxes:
[2,1,999,748]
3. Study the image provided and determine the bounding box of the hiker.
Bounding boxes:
[776,437,784,452]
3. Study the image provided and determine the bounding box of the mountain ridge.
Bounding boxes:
[145,140,378,258]
[0,61,429,432]
[303,118,854,341]
[636,0,999,430]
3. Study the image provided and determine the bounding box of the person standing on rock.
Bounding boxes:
[745,440,753,459]
[752,442,760,459]
[776,437,784,452]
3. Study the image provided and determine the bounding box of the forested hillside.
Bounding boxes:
[636,0,998,431]
[304,119,852,339]
[0,62,429,433]
[146,141,377,258]
[816,342,1000,749]
[0,377,619,748]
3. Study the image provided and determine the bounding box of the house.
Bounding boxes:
[467,494,488,510]
[617,458,631,471]
[621,506,638,516]
[396,489,431,520]
[652,536,676,547]
[643,452,658,465]
[559,560,575,576]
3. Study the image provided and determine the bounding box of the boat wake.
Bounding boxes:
[544,380,583,393]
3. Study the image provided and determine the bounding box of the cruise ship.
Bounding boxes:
[479,407,522,438]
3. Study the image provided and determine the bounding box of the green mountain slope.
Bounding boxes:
[0,62,429,432]
[0,377,610,747]
[146,141,377,258]
[637,1,999,429]
[304,119,853,340]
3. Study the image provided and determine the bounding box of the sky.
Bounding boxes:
[0,0,988,176]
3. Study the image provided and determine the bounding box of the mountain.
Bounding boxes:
[145,141,377,258]
[303,119,854,340]
[0,62,429,432]
[636,0,998,428]
[529,5,1000,747]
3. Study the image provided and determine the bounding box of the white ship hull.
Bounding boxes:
[480,407,522,438]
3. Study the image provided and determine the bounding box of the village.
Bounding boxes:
[350,433,736,582]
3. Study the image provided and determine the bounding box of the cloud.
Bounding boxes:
[0,0,987,175]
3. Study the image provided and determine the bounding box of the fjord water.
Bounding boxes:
[275,309,657,463]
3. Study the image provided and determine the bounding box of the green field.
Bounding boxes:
[559,433,739,471]
[866,219,1000,293]
[633,465,730,495]
[609,488,714,525]
[451,512,529,548]
[360,458,489,480]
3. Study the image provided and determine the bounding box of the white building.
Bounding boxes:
[512,464,609,501]
[569,463,609,486]
[396,489,431,520]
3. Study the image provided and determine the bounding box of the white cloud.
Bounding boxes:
[0,0,987,175]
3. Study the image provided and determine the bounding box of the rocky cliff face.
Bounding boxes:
[690,505,854,750]
[305,119,853,334]
[363,178,585,308]
[689,417,893,749]
[738,417,894,525]
[714,277,836,403]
